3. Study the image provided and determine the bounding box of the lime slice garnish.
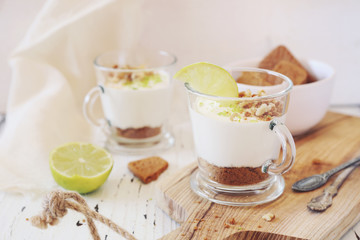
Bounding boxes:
[174,62,239,97]
[49,142,113,194]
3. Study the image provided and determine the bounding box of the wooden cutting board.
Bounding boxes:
[156,112,360,240]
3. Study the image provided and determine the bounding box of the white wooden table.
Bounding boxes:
[1,105,360,240]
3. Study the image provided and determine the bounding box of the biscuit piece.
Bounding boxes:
[259,45,303,70]
[258,45,316,83]
[273,60,308,85]
[128,156,168,184]
[236,72,272,86]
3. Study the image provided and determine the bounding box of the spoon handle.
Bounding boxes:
[323,156,360,178]
[307,164,358,212]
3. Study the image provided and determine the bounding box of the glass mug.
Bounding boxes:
[83,50,177,154]
[188,67,296,206]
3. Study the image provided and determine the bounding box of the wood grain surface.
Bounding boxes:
[157,112,360,240]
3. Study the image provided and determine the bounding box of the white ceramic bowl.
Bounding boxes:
[226,59,335,136]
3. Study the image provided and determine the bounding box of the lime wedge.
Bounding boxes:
[174,62,239,97]
[49,142,113,194]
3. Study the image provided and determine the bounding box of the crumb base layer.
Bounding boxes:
[105,131,174,155]
[190,169,284,206]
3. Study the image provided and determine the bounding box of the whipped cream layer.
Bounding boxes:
[100,72,172,129]
[190,97,285,168]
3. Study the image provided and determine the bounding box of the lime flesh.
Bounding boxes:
[49,142,113,194]
[174,62,238,97]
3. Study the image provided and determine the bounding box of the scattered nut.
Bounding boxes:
[228,218,236,225]
[262,213,275,222]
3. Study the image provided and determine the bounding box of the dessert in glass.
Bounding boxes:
[83,50,177,154]
[180,65,296,206]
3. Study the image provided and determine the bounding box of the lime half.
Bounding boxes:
[49,142,113,194]
[174,62,238,97]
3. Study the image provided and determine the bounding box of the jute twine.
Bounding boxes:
[30,190,137,240]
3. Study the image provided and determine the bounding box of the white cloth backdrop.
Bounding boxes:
[0,0,144,194]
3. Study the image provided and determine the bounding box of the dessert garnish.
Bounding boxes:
[174,62,239,97]
[174,62,284,122]
[106,64,164,89]
[197,89,283,122]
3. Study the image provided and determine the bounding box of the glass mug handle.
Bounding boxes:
[83,86,103,127]
[262,119,296,175]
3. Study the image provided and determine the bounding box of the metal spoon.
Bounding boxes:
[292,156,360,192]
[307,164,358,212]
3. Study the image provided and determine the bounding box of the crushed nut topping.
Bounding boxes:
[197,89,284,122]
[104,64,165,89]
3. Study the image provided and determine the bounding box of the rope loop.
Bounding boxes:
[30,190,136,240]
